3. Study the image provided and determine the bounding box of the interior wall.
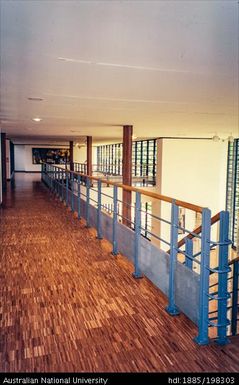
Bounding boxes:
[14,144,98,172]
[14,145,69,172]
[14,145,37,171]
[73,145,86,163]
[73,145,97,165]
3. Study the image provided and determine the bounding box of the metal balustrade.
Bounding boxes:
[227,257,239,336]
[41,163,232,345]
[64,162,156,186]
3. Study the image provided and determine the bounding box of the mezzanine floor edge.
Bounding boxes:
[0,173,239,372]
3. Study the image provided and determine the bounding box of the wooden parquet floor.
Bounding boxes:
[0,173,239,373]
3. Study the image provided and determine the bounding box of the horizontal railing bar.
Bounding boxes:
[142,229,171,246]
[176,248,201,265]
[89,188,98,193]
[45,164,203,213]
[89,198,98,204]
[176,226,202,239]
[100,191,114,199]
[229,256,239,266]
[145,211,172,225]
[117,213,134,225]
[167,211,221,254]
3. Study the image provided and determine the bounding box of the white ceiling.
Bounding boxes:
[0,0,238,144]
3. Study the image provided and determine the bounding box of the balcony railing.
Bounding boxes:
[42,163,232,345]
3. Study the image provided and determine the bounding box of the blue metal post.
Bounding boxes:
[51,166,54,191]
[66,172,69,206]
[53,167,55,193]
[166,201,180,316]
[52,166,55,191]
[54,167,56,194]
[71,173,74,212]
[77,174,81,219]
[55,168,57,195]
[231,260,239,336]
[132,192,143,279]
[49,165,52,189]
[86,177,90,227]
[112,185,118,255]
[97,180,103,239]
[55,168,57,194]
[56,168,58,196]
[47,164,49,187]
[61,170,64,201]
[217,211,230,345]
[185,238,193,270]
[194,207,211,345]
[57,169,60,197]
[52,166,54,190]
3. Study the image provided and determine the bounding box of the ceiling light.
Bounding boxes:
[28,97,43,101]
[32,117,42,122]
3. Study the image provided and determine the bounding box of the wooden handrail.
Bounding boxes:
[46,164,203,213]
[167,212,221,253]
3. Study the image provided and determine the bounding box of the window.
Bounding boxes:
[141,202,152,240]
[226,139,239,248]
[97,139,157,185]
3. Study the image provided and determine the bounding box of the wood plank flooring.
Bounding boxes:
[0,173,239,372]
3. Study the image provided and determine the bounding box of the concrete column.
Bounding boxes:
[69,141,74,171]
[1,133,7,192]
[6,139,11,180]
[122,125,133,227]
[87,136,92,176]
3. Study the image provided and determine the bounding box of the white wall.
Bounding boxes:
[73,146,86,163]
[160,139,228,213]
[15,145,70,172]
[15,145,41,172]
[14,144,98,172]
[73,145,98,165]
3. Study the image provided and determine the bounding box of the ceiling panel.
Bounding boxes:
[0,0,238,143]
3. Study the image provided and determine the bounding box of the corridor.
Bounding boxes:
[0,174,239,372]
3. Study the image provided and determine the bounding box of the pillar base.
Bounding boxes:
[132,271,143,279]
[165,305,180,316]
[215,337,230,346]
[193,336,209,346]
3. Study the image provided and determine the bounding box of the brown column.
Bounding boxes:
[122,125,133,227]
[1,133,7,192]
[87,136,92,176]
[69,141,74,171]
